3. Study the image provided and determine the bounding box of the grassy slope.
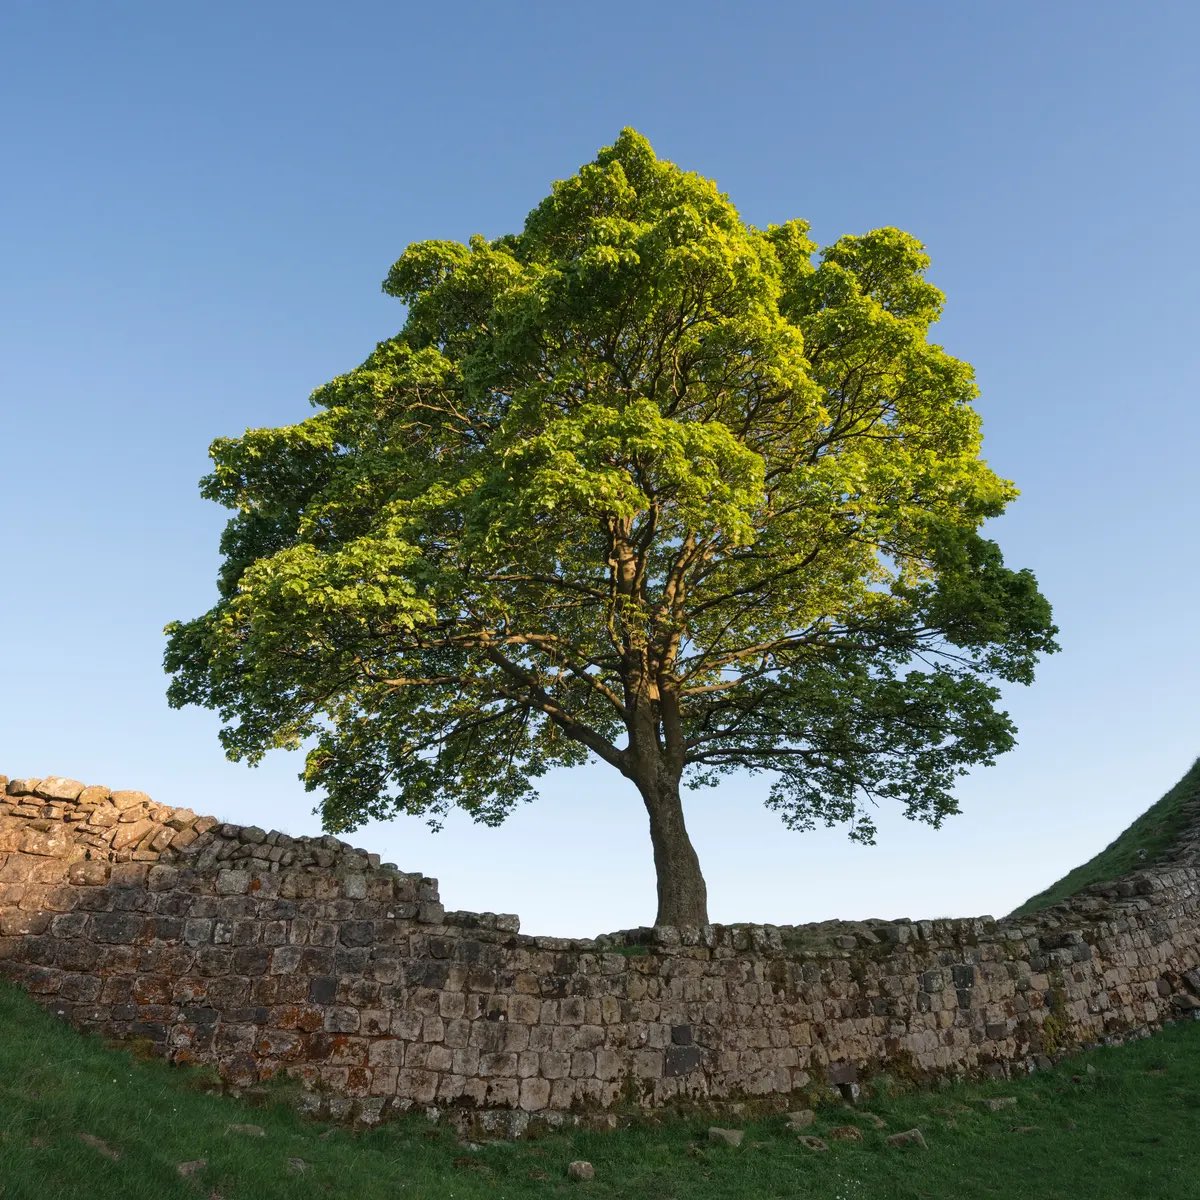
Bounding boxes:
[3,982,1200,1200]
[1011,756,1200,918]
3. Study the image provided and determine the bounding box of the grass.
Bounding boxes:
[4,982,1200,1198]
[1011,756,1200,918]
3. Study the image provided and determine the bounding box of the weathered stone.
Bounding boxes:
[829,1125,863,1141]
[520,1076,551,1111]
[110,790,151,811]
[0,910,51,936]
[708,1127,744,1147]
[20,826,71,856]
[567,1160,595,1181]
[665,1043,702,1076]
[176,1159,207,1177]
[786,1109,815,1129]
[109,862,149,888]
[35,777,86,802]
[110,820,154,851]
[67,860,109,886]
[171,826,199,849]
[886,1128,927,1149]
[92,912,145,942]
[225,1124,266,1137]
[798,1135,829,1152]
[216,869,252,895]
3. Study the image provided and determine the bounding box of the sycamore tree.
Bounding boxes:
[165,129,1056,926]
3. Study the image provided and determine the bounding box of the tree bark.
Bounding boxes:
[636,767,710,926]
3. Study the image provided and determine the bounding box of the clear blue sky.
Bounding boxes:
[2,1,1197,934]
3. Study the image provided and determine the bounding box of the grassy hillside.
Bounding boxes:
[1012,756,1200,918]
[3,981,1200,1199]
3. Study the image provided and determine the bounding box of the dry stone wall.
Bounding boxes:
[3,771,1200,1130]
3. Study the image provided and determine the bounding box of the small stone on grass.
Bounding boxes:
[225,1123,266,1137]
[785,1109,814,1129]
[177,1160,207,1177]
[886,1128,928,1149]
[567,1160,595,1181]
[798,1135,829,1152]
[708,1127,744,1147]
[78,1132,120,1161]
[829,1125,863,1141]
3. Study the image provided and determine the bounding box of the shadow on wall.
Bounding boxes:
[3,772,1200,1132]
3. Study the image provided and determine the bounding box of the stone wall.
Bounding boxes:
[3,771,1200,1129]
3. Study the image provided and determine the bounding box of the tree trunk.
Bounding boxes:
[637,767,710,926]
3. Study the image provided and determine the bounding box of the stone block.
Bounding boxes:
[109,863,150,889]
[50,913,90,939]
[91,912,145,943]
[570,1050,596,1078]
[397,1068,439,1104]
[110,790,151,811]
[65,860,107,889]
[20,827,71,857]
[511,1075,549,1111]
[665,1043,702,1076]
[110,821,154,852]
[215,870,252,895]
[34,777,86,802]
[0,910,51,936]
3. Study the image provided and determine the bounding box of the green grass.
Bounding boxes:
[1011,756,1200,918]
[5,981,1200,1199]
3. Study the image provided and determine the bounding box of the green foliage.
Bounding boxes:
[166,128,1056,848]
[4,980,1200,1199]
[1013,757,1200,917]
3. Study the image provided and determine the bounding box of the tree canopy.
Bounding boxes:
[165,129,1057,926]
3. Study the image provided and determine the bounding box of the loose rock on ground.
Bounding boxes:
[886,1129,928,1149]
[708,1127,744,1147]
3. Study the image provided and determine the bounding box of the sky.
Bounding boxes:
[1,1,1197,936]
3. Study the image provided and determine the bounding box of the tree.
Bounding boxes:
[165,129,1057,927]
